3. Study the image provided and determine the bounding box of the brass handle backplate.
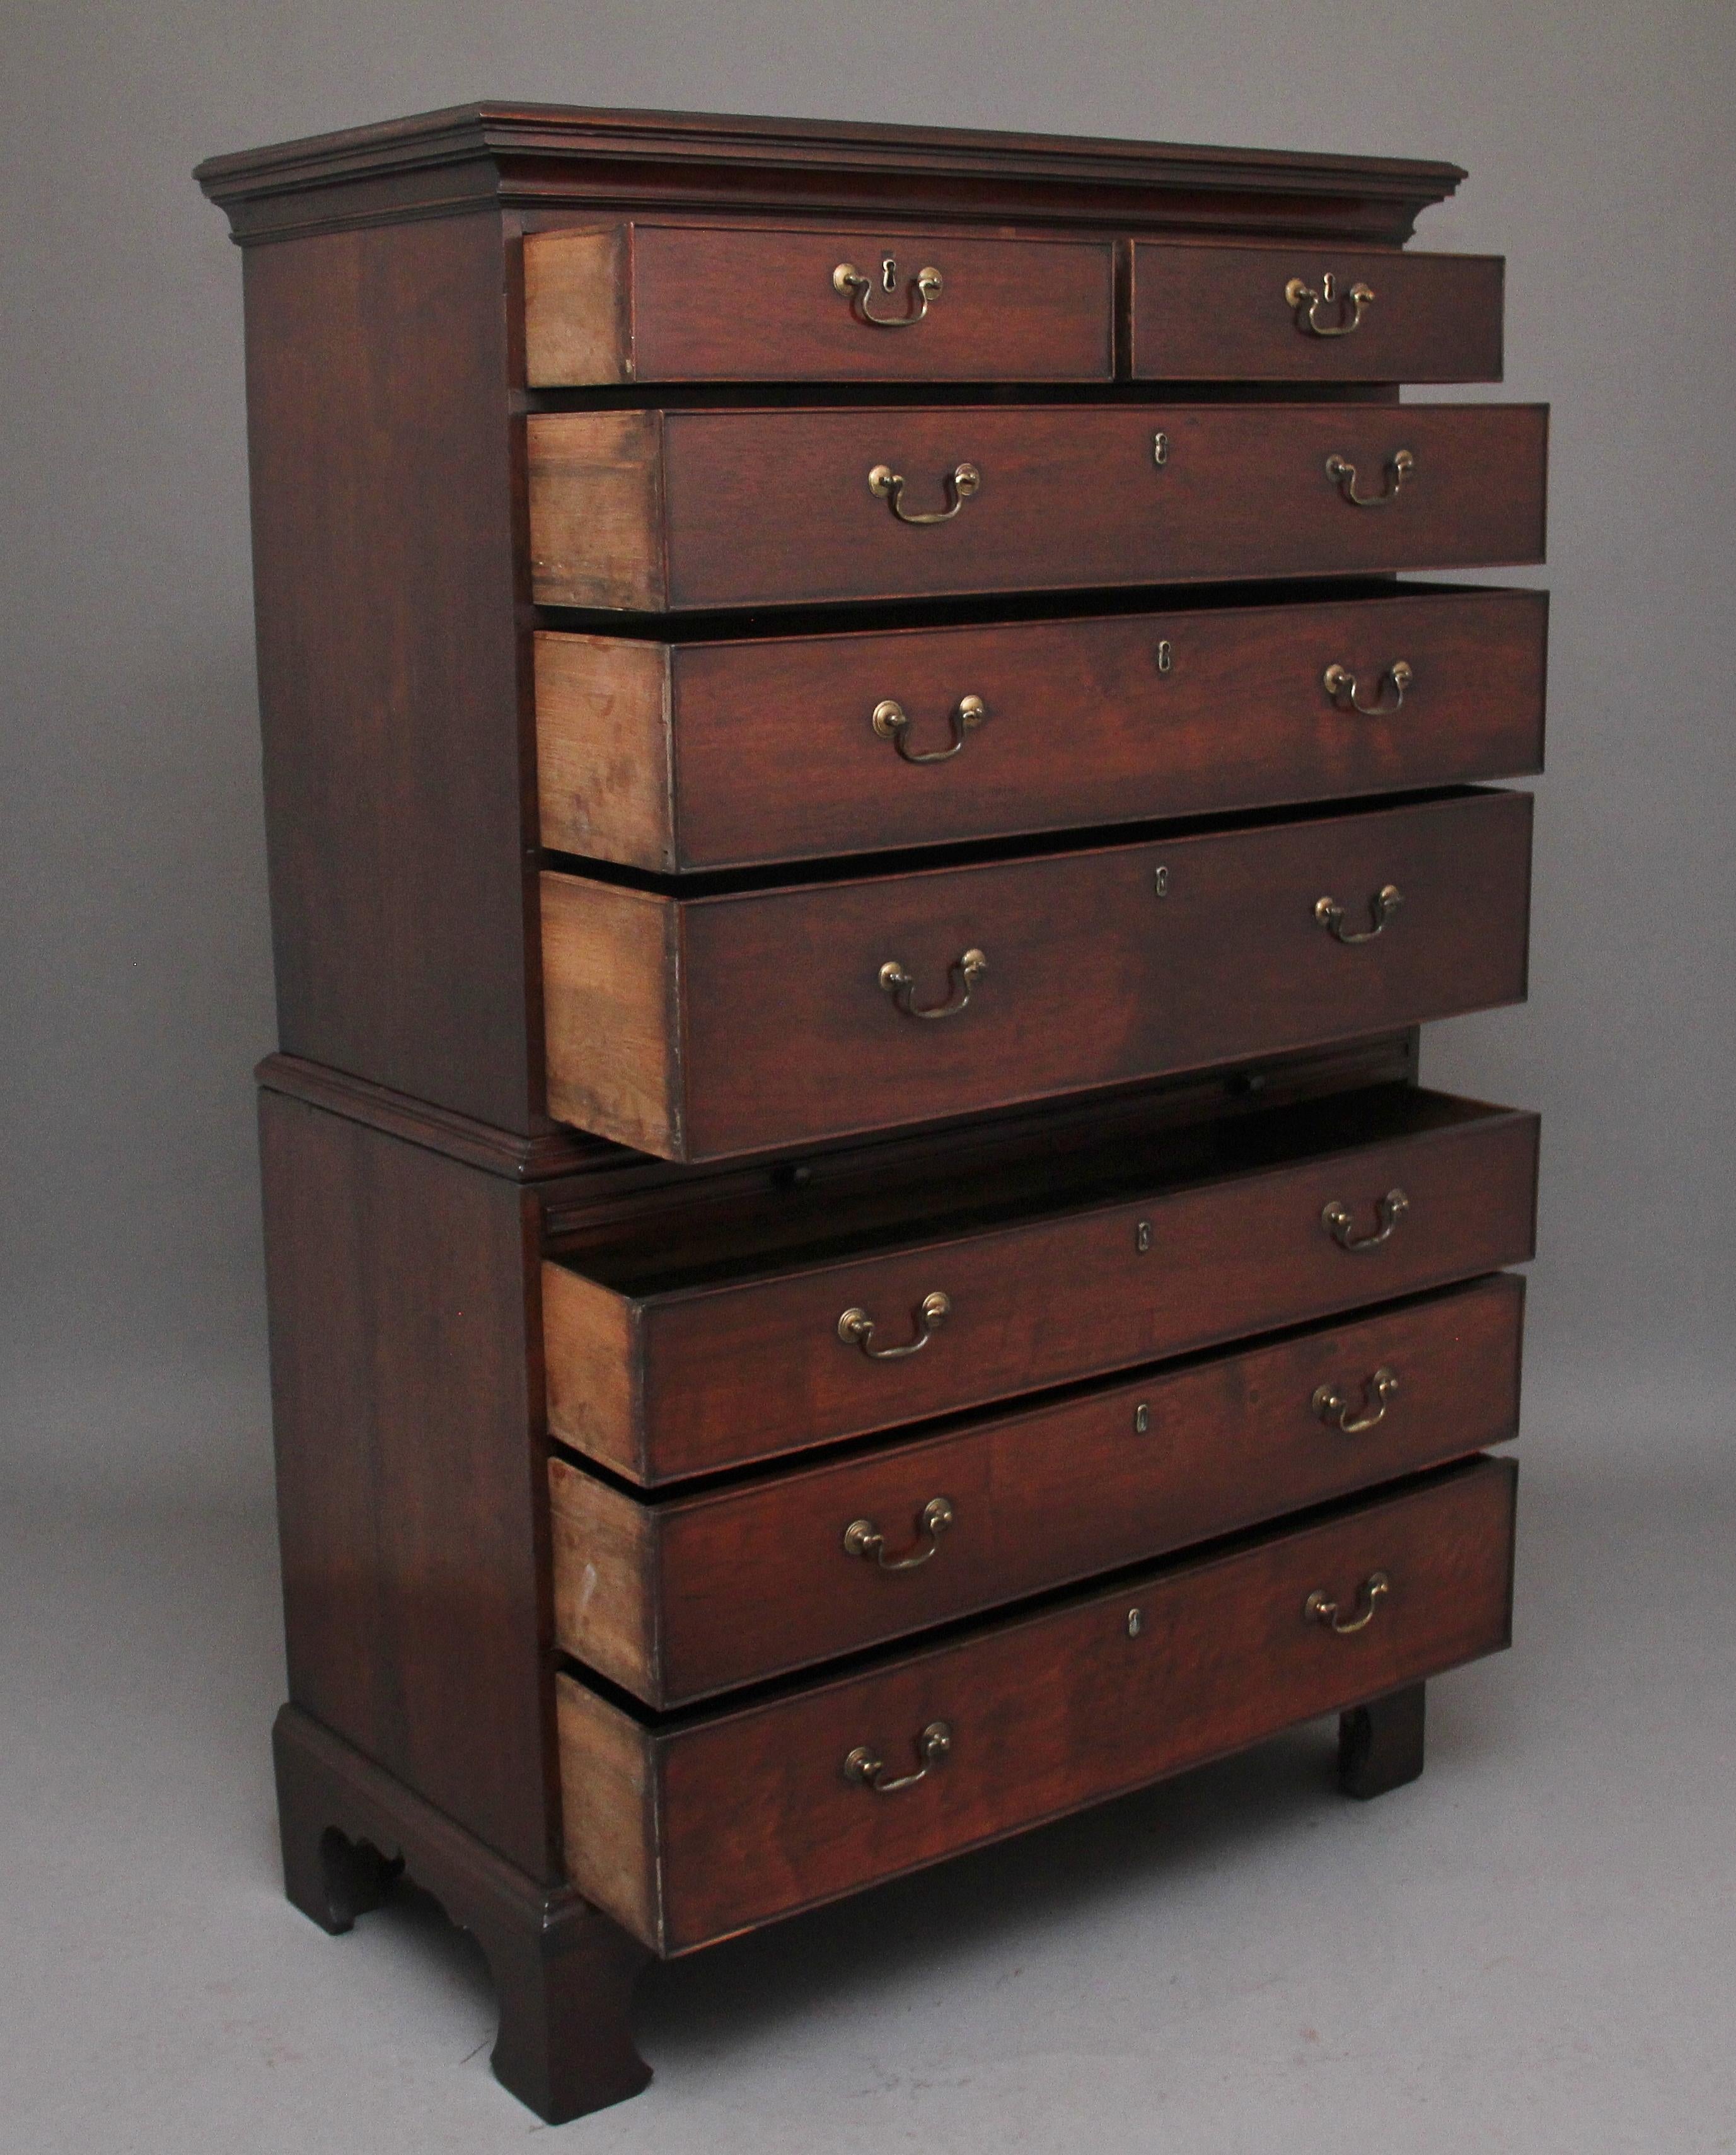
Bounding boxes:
[1314,1366,1399,1434]
[869,462,981,524]
[833,254,942,328]
[843,1496,955,1571]
[1285,270,1375,337]
[1322,1188,1409,1252]
[873,694,987,764]
[1316,885,1403,943]
[1305,1571,1391,1635]
[879,948,987,1018]
[1326,448,1414,506]
[844,1720,953,1794]
[838,1290,952,1359]
[1324,660,1413,716]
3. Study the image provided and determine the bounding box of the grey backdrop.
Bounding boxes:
[4,0,1733,1506]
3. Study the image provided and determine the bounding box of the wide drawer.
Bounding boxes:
[542,787,1532,1160]
[541,1084,1539,1484]
[528,403,1548,610]
[551,1272,1524,1706]
[536,584,1548,871]
[557,1455,1517,1951]
[1129,241,1503,381]
[523,222,1114,384]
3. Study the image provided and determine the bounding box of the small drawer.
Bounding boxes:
[541,787,1532,1161]
[526,402,1547,611]
[523,222,1114,384]
[557,1455,1517,1952]
[536,584,1548,871]
[541,1084,1539,1485]
[551,1273,1524,1707]
[1128,241,1503,381]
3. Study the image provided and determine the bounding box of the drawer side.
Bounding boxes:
[556,1679,666,1951]
[535,632,676,869]
[541,875,683,1156]
[524,225,631,385]
[529,410,666,609]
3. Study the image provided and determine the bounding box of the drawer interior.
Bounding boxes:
[551,1082,1515,1297]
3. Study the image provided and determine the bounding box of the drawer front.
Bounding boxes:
[524,223,1114,384]
[552,1274,1524,1705]
[615,787,1531,1161]
[1129,242,1503,381]
[528,403,1548,610]
[535,586,1548,872]
[558,1457,1517,1951]
[541,1091,1539,1483]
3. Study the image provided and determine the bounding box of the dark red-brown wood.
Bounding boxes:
[1338,1680,1428,1798]
[552,1272,1524,1705]
[243,214,543,1132]
[539,584,1547,872]
[528,221,1115,383]
[558,1456,1517,1951]
[274,1705,652,2122]
[529,402,1548,611]
[197,104,1468,250]
[543,787,1532,1160]
[259,1092,560,1879]
[543,1086,1539,1484]
[1128,241,1503,381]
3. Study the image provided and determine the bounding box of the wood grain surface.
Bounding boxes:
[550,1273,1524,1704]
[556,1456,1517,1950]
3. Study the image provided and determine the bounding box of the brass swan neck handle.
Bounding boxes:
[879,948,987,1018]
[844,1721,952,1794]
[837,1291,952,1360]
[872,695,987,764]
[1286,270,1375,337]
[1321,1188,1409,1252]
[1313,1367,1399,1434]
[842,1497,955,1571]
[869,461,981,524]
[1324,660,1413,717]
[1326,448,1415,506]
[1305,1571,1391,1635]
[833,255,943,328]
[1316,885,1404,943]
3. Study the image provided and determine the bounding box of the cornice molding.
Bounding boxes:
[197,102,1465,246]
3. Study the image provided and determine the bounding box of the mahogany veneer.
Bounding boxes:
[536,583,1548,872]
[527,402,1548,611]
[200,102,1542,2125]
[540,788,1532,1159]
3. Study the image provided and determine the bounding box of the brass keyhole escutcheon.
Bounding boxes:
[833,255,943,327]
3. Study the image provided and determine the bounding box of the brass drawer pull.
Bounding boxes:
[872,694,988,764]
[1322,1188,1409,1252]
[879,948,987,1018]
[1285,270,1375,337]
[845,1720,952,1794]
[838,1290,952,1359]
[843,1496,955,1571]
[1313,1366,1399,1433]
[1305,1570,1391,1635]
[1316,884,1403,943]
[833,254,942,328]
[869,461,981,524]
[1325,448,1414,506]
[1324,659,1413,716]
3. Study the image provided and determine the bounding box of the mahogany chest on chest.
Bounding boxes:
[197,102,1544,2121]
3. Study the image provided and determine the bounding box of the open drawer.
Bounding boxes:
[541,1084,1539,1485]
[556,1456,1518,1951]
